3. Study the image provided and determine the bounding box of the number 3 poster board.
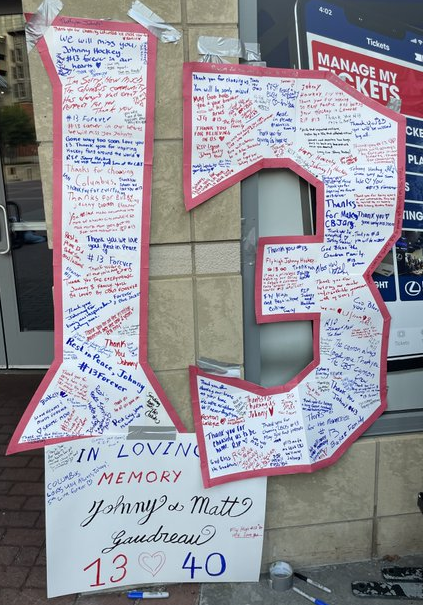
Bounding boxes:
[184,63,405,486]
[45,434,266,597]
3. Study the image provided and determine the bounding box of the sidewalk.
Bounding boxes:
[0,372,201,605]
[201,555,423,605]
[1,371,422,605]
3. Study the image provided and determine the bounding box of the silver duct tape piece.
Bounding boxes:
[241,218,257,266]
[269,561,294,591]
[128,1,182,43]
[127,425,177,441]
[199,54,230,64]
[243,224,257,254]
[198,36,261,61]
[245,42,262,62]
[197,357,241,378]
[25,0,63,53]
[387,97,402,112]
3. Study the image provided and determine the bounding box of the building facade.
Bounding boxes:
[19,0,423,568]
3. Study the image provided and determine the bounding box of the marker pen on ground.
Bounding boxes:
[294,571,332,593]
[127,591,169,599]
[293,585,330,605]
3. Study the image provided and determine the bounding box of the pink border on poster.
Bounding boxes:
[8,16,186,454]
[184,62,406,487]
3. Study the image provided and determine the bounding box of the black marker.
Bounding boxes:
[294,572,331,593]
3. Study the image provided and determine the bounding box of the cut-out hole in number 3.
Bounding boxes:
[184,63,405,487]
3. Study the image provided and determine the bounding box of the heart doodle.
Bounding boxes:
[138,551,166,577]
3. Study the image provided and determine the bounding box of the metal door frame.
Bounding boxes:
[0,164,53,368]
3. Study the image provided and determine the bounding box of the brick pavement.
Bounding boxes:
[0,372,200,605]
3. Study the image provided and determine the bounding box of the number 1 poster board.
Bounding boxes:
[8,16,185,454]
[45,434,266,597]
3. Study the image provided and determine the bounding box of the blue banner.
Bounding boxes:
[399,274,423,301]
[406,173,423,201]
[402,202,423,229]
[406,117,423,146]
[372,274,397,301]
[406,146,423,174]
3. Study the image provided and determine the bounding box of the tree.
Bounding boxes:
[0,103,36,151]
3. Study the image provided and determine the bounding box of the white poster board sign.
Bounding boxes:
[45,434,266,597]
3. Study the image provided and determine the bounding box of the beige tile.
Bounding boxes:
[23,0,181,26]
[151,141,190,243]
[194,242,240,274]
[196,275,243,363]
[377,434,423,516]
[192,183,241,241]
[135,0,182,23]
[27,50,53,142]
[376,514,423,557]
[187,26,239,62]
[22,0,41,11]
[155,41,183,139]
[148,278,195,371]
[25,1,132,20]
[266,439,377,528]
[186,0,238,25]
[155,368,194,431]
[150,244,192,276]
[263,520,373,568]
[37,142,53,246]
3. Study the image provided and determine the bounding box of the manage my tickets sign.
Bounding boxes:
[45,434,266,597]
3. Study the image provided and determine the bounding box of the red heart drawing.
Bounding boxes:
[138,551,166,577]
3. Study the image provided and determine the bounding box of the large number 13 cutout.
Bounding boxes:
[184,63,405,486]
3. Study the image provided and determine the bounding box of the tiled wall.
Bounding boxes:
[23,0,423,567]
[263,433,423,568]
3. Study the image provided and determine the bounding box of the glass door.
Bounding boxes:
[0,10,53,368]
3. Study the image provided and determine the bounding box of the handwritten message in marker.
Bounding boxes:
[8,17,185,454]
[45,434,266,597]
[184,63,405,485]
